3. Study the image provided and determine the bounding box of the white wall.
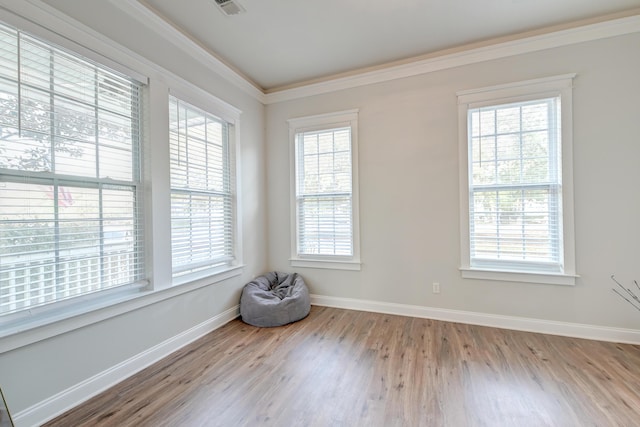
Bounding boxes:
[0,0,267,419]
[266,33,640,330]
[0,0,638,423]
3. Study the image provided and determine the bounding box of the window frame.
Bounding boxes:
[167,87,242,286]
[457,74,577,285]
[0,21,148,317]
[0,7,245,352]
[288,109,361,271]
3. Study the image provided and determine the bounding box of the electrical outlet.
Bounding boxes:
[432,282,440,294]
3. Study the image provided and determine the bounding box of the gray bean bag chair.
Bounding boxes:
[240,272,310,327]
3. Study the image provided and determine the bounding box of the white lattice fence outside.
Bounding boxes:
[0,246,134,315]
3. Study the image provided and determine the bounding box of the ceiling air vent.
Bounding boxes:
[214,0,246,16]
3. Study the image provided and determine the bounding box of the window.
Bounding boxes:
[457,75,577,285]
[289,110,360,270]
[0,22,145,316]
[169,95,237,280]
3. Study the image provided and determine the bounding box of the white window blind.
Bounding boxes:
[295,126,353,257]
[0,22,145,315]
[468,97,562,273]
[169,96,235,278]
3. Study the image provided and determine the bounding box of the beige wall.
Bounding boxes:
[0,1,267,415]
[266,33,640,329]
[0,0,638,421]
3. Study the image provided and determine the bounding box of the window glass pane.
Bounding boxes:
[19,38,51,90]
[103,188,136,260]
[58,186,100,253]
[303,133,317,154]
[334,129,350,152]
[295,126,353,257]
[521,103,548,131]
[497,159,520,184]
[1,131,51,172]
[471,161,495,186]
[479,110,496,135]
[496,106,520,134]
[53,52,96,105]
[0,22,143,315]
[0,181,56,257]
[522,131,549,158]
[21,86,52,138]
[98,72,137,117]
[99,111,134,151]
[468,97,561,271]
[496,134,519,161]
[317,132,333,154]
[100,145,132,181]
[0,79,18,130]
[298,196,352,256]
[54,139,93,177]
[169,96,234,278]
[0,26,17,81]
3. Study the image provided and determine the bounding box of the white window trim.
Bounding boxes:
[0,264,243,353]
[0,6,245,352]
[0,24,147,319]
[167,87,243,286]
[288,109,361,271]
[457,74,578,286]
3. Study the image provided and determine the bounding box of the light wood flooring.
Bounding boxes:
[45,306,640,426]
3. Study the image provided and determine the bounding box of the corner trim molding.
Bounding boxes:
[310,294,640,345]
[5,1,639,105]
[264,14,640,103]
[11,297,640,426]
[12,306,240,427]
[111,0,266,103]
[0,0,251,114]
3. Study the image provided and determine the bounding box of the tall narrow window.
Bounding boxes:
[469,97,561,269]
[289,110,360,270]
[169,96,236,279]
[457,75,576,285]
[0,22,145,315]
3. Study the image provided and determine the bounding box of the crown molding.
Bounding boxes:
[112,0,266,103]
[264,13,640,104]
[0,0,265,103]
[0,0,153,79]
[0,0,250,115]
[1,1,639,107]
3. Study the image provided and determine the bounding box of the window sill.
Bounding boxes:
[0,265,244,353]
[290,258,361,271]
[460,267,578,286]
[172,264,244,287]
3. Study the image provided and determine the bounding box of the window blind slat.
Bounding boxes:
[169,96,235,278]
[295,127,354,257]
[0,21,144,316]
[468,97,562,272]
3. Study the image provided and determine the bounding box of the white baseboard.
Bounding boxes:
[310,294,640,345]
[13,305,240,427]
[13,297,639,426]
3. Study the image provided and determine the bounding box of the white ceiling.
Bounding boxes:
[141,0,640,90]
[44,0,640,91]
